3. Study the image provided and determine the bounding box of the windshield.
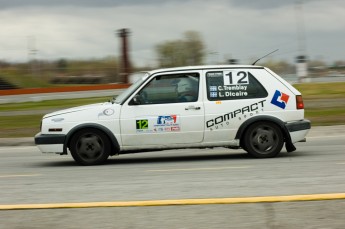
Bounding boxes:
[113,72,150,104]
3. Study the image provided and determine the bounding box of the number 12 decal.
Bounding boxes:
[136,119,148,129]
[224,71,252,85]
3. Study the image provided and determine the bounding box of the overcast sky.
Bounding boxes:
[0,0,344,66]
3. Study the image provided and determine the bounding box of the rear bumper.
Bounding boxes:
[35,133,66,153]
[286,119,311,132]
[285,119,311,143]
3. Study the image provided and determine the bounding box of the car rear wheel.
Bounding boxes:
[69,128,110,165]
[243,122,284,158]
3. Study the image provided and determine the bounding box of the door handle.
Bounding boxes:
[185,106,201,110]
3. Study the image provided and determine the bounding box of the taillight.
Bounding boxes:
[296,95,304,109]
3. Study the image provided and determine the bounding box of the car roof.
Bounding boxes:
[148,65,265,75]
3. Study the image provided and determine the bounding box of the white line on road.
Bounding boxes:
[147,166,251,172]
[307,135,345,139]
[0,146,36,152]
[0,174,41,178]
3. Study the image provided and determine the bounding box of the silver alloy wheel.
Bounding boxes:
[70,128,110,165]
[250,127,276,154]
[76,134,104,161]
[244,122,284,158]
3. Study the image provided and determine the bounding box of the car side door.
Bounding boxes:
[203,68,268,143]
[120,71,205,148]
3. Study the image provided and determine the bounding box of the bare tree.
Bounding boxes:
[156,31,205,68]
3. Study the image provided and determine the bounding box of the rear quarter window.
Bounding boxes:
[206,70,268,101]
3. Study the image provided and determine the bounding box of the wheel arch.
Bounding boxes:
[63,123,120,156]
[235,115,293,149]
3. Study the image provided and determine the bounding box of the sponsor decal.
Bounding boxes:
[155,115,180,131]
[171,126,180,131]
[157,115,177,124]
[206,99,266,130]
[136,115,180,133]
[271,90,290,109]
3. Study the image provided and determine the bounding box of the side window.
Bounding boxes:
[133,73,199,105]
[206,70,267,101]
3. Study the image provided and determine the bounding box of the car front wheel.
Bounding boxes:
[69,128,110,165]
[243,122,284,158]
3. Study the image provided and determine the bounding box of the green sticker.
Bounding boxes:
[136,119,148,129]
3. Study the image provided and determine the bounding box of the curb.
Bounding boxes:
[1,193,345,210]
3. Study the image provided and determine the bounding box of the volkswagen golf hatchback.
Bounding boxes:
[35,65,311,165]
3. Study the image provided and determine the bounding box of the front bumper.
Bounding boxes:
[35,133,66,153]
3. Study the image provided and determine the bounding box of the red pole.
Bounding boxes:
[117,28,131,83]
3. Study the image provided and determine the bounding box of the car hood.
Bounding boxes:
[43,102,111,118]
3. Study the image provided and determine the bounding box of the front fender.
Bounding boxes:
[63,123,120,155]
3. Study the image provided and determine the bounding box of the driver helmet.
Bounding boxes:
[176,78,195,96]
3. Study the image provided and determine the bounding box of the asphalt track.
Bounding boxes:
[0,129,344,228]
[1,125,345,211]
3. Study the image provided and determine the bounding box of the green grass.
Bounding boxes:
[305,107,345,126]
[0,97,112,138]
[306,107,345,116]
[0,81,344,138]
[1,72,51,88]
[294,82,345,99]
[0,115,42,138]
[0,97,110,112]
[0,114,42,128]
[295,82,345,125]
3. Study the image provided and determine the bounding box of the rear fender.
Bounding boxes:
[235,116,296,152]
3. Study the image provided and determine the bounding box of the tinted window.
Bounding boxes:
[206,70,267,101]
[133,73,199,105]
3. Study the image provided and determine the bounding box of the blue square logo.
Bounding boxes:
[210,92,218,98]
[210,86,217,92]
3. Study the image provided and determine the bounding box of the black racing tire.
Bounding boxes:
[243,122,284,158]
[69,128,110,165]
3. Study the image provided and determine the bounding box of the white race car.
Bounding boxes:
[35,65,311,165]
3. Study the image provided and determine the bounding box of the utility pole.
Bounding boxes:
[117,28,131,83]
[27,36,38,75]
[295,0,308,82]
